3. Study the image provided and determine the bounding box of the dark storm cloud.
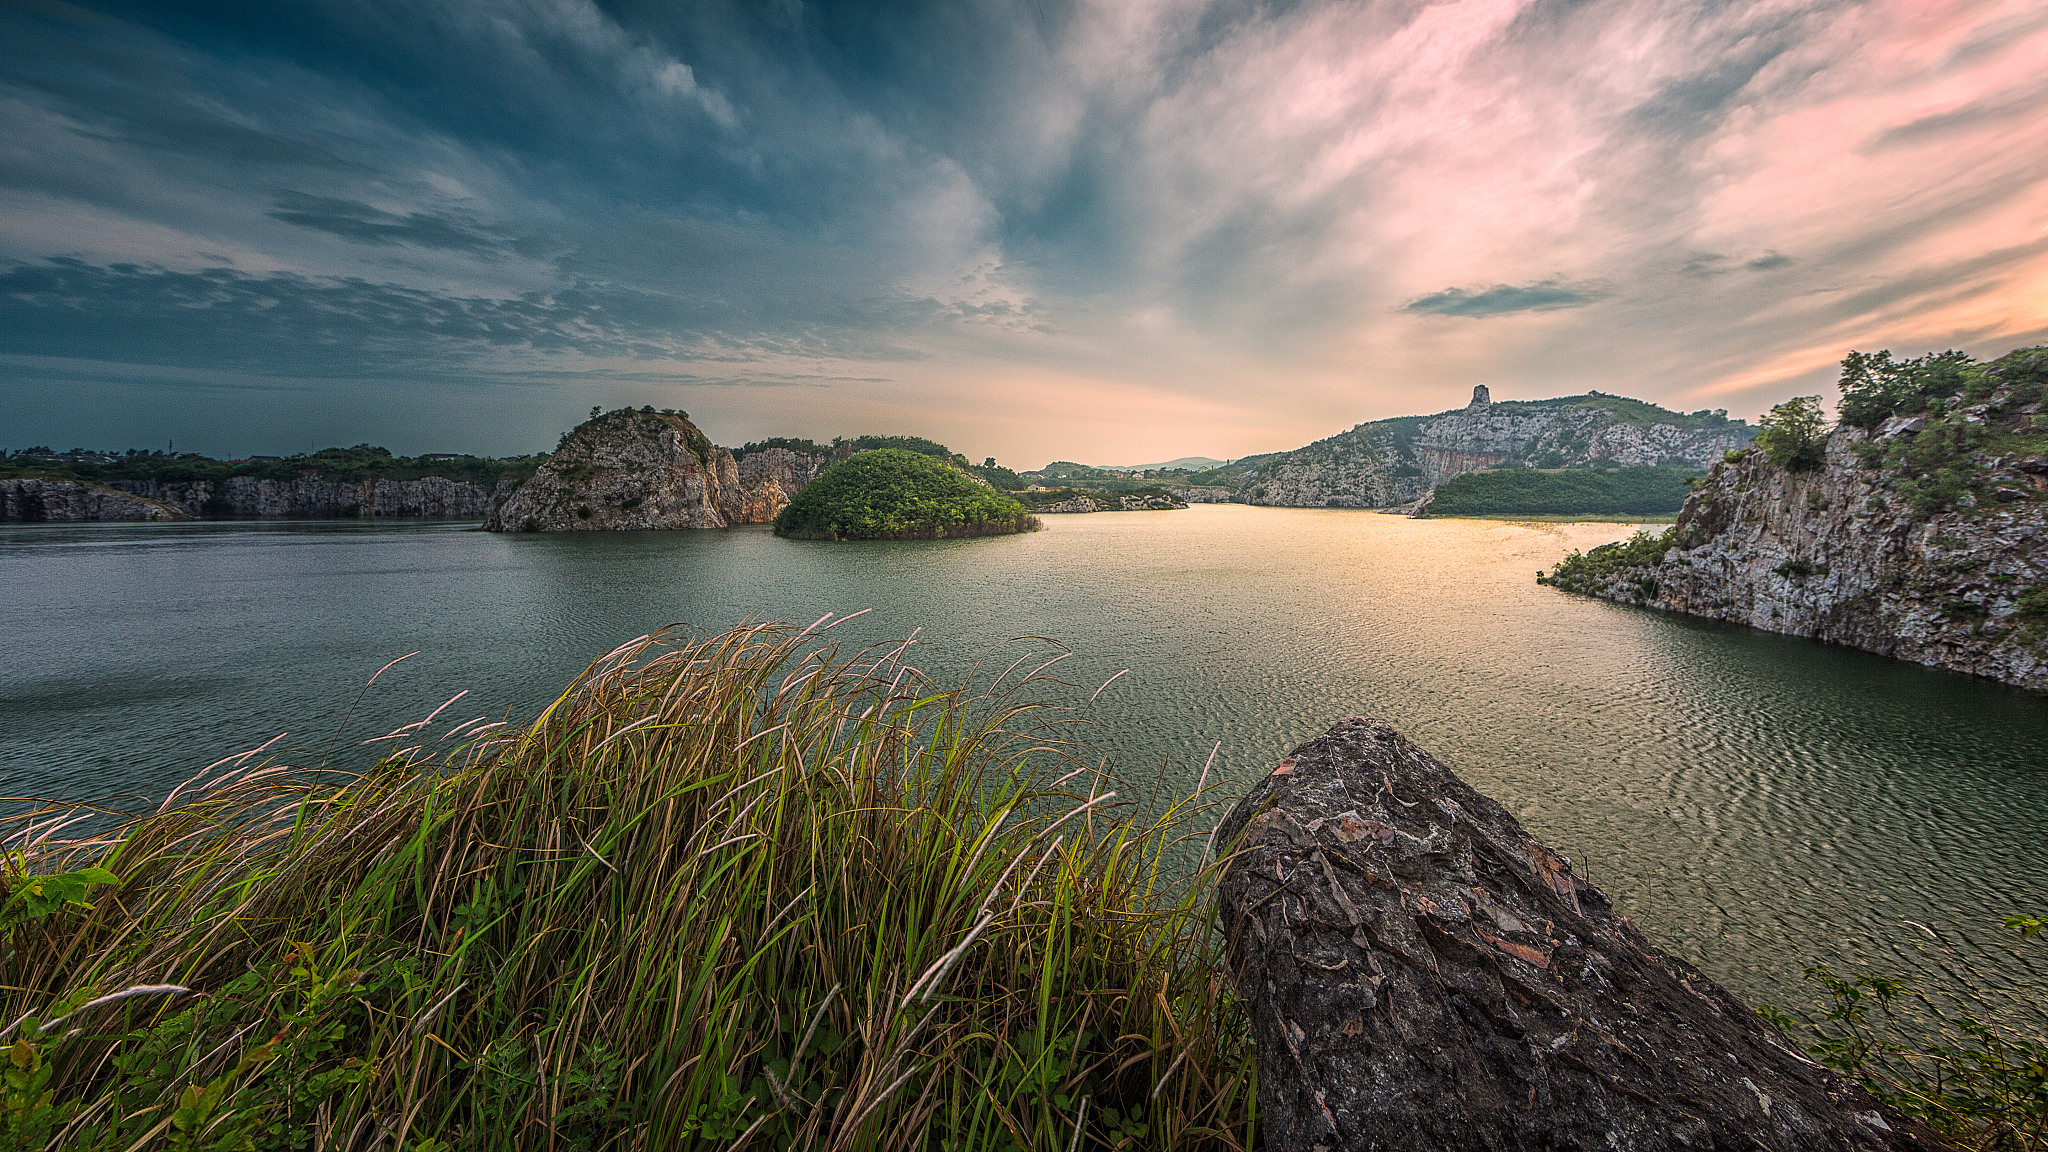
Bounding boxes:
[266,192,510,255]
[1401,279,1610,318]
[0,258,926,373]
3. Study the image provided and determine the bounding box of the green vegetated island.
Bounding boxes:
[773,448,1040,540]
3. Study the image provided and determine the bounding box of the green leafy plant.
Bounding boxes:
[1836,349,1981,429]
[1760,917,2048,1151]
[1540,527,1676,594]
[1753,396,1829,471]
[0,860,121,932]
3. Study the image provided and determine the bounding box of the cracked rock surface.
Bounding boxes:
[487,409,825,531]
[1217,718,1946,1152]
[1555,425,2048,691]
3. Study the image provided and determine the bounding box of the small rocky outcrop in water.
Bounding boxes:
[487,409,825,532]
[0,477,187,522]
[1217,718,1943,1152]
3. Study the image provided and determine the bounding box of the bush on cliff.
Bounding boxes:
[1753,396,1829,471]
[1836,349,1983,428]
[0,623,1253,1150]
[774,449,1041,540]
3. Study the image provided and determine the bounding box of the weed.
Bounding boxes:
[1,623,1255,1151]
[1759,918,2047,1150]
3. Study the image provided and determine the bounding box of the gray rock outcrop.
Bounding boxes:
[1,478,188,522]
[1546,400,2048,691]
[487,409,825,531]
[106,476,517,519]
[1242,396,1752,509]
[1217,718,1945,1152]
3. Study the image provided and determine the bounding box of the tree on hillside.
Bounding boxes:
[1836,349,1978,428]
[1754,396,1829,471]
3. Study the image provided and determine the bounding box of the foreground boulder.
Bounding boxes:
[1216,718,1945,1151]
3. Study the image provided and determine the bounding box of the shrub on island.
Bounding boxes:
[773,448,1042,540]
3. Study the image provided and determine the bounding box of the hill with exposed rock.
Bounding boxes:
[487,408,825,532]
[1238,385,1752,509]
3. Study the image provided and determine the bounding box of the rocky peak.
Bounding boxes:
[486,408,824,532]
[1466,383,1491,409]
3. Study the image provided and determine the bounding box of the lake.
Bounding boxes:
[4,504,2045,1019]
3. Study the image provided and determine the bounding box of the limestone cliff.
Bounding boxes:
[1,478,188,522]
[487,409,824,531]
[1242,387,1752,508]
[107,475,516,519]
[1545,361,2048,690]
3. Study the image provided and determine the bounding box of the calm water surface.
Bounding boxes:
[4,505,2045,1018]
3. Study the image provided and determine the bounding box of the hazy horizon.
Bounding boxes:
[4,0,2044,466]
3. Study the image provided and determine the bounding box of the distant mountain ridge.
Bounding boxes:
[1096,455,1228,472]
[1230,386,1753,509]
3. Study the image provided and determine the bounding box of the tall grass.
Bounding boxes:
[2,621,1255,1150]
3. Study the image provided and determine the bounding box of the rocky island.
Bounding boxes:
[486,407,825,531]
[1543,345,2047,691]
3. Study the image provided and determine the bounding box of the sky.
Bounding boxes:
[2,0,2045,467]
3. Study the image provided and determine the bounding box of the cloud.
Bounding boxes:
[1,0,2045,465]
[0,257,925,373]
[265,192,511,254]
[1865,77,2048,150]
[1685,251,1794,277]
[1401,279,1611,319]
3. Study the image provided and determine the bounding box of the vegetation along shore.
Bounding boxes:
[2,623,1252,1150]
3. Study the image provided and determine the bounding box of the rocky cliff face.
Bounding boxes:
[1547,399,2048,691]
[1,478,188,522]
[486,409,825,531]
[1243,388,1752,508]
[106,476,516,519]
